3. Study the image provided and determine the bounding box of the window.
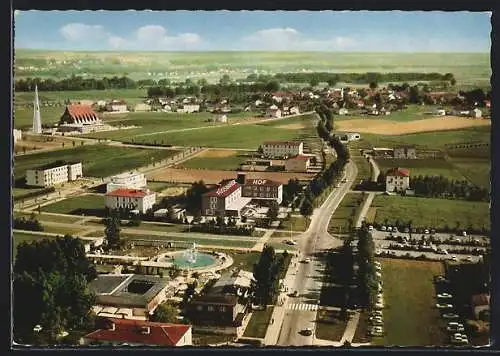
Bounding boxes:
[207,306,214,311]
[197,305,203,311]
[220,306,226,312]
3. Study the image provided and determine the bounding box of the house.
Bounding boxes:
[472,108,483,118]
[106,171,147,193]
[436,108,446,116]
[88,274,169,320]
[385,167,410,193]
[201,180,249,217]
[178,104,200,113]
[238,173,283,204]
[339,108,349,115]
[266,105,281,118]
[289,106,300,115]
[26,161,82,187]
[105,188,156,214]
[134,103,152,112]
[13,129,22,143]
[210,270,254,298]
[108,100,128,113]
[214,114,228,123]
[262,140,304,158]
[471,293,490,319]
[83,317,192,346]
[285,155,311,173]
[393,145,417,159]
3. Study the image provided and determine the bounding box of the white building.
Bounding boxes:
[106,171,147,193]
[262,141,304,158]
[339,108,349,115]
[385,167,410,193]
[289,106,300,115]
[105,188,156,214]
[13,129,22,143]
[178,104,200,113]
[266,105,282,118]
[472,108,483,118]
[201,180,250,217]
[26,161,82,187]
[215,114,228,123]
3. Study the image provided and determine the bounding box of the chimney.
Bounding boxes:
[236,173,246,185]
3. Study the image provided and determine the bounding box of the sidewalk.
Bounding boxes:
[339,310,361,344]
[251,228,276,251]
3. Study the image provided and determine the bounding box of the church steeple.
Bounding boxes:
[32,85,42,134]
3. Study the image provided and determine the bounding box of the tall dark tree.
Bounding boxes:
[252,245,279,306]
[185,180,210,214]
[300,198,314,217]
[104,210,122,248]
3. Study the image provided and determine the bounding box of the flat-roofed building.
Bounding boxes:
[237,173,283,204]
[105,188,156,214]
[393,145,417,159]
[25,160,82,187]
[262,140,304,158]
[106,171,147,193]
[285,154,312,172]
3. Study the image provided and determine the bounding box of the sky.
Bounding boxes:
[13,10,492,52]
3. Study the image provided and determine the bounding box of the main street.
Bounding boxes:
[275,160,358,346]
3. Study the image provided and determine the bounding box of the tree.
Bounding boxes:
[300,198,314,217]
[185,180,210,214]
[369,81,378,90]
[309,77,320,87]
[251,245,280,306]
[13,235,96,343]
[149,303,179,323]
[267,202,279,221]
[104,210,122,248]
[183,281,197,305]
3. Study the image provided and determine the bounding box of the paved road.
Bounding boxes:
[367,155,380,182]
[275,160,358,346]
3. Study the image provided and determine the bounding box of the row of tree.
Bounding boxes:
[356,224,378,309]
[15,75,137,92]
[251,245,290,306]
[13,216,44,232]
[190,216,256,236]
[409,175,489,202]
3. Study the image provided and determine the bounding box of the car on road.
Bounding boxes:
[303,258,311,263]
[301,328,313,336]
[371,310,383,317]
[291,291,299,297]
[450,255,458,261]
[442,313,459,319]
[381,226,387,231]
[424,229,430,234]
[387,227,393,232]
[466,256,474,262]
[436,303,454,309]
[375,302,384,309]
[437,293,453,299]
[369,225,374,231]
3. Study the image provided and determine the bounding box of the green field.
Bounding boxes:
[328,193,365,234]
[41,224,87,235]
[315,309,348,342]
[370,195,490,231]
[280,215,310,232]
[351,154,372,182]
[121,233,256,248]
[14,144,180,180]
[243,306,274,338]
[40,194,104,214]
[230,251,261,272]
[177,152,249,171]
[377,259,447,346]
[376,157,467,181]
[337,105,447,123]
[14,211,83,224]
[447,157,490,189]
[15,50,491,88]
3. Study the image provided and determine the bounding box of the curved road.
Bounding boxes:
[275,160,358,346]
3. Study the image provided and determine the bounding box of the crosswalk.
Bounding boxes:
[287,303,319,311]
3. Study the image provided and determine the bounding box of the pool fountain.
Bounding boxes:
[183,243,198,264]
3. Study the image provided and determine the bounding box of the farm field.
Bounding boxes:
[14,144,180,180]
[447,157,490,190]
[336,116,490,136]
[337,105,447,123]
[176,149,250,171]
[328,193,365,234]
[376,258,447,346]
[146,168,315,185]
[375,157,467,181]
[40,194,104,215]
[369,195,490,232]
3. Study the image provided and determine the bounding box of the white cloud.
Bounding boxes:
[58,23,204,50]
[240,27,356,51]
[59,23,108,42]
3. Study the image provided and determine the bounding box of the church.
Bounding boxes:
[58,104,111,134]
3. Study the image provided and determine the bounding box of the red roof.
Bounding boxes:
[85,318,191,346]
[471,293,490,307]
[387,167,410,177]
[65,105,99,122]
[244,178,282,186]
[106,188,150,198]
[204,180,241,198]
[263,141,302,147]
[289,155,311,161]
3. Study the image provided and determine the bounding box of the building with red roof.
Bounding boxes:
[105,188,156,214]
[386,167,410,193]
[285,154,312,173]
[83,317,192,346]
[201,180,248,217]
[60,105,101,125]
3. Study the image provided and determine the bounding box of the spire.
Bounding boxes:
[32,85,42,134]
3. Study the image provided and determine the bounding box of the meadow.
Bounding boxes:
[176,150,249,171]
[369,195,490,232]
[14,144,180,180]
[40,194,104,214]
[328,193,365,234]
[375,259,447,346]
[447,157,490,189]
[375,157,467,181]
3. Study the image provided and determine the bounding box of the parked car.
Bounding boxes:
[369,225,374,231]
[450,256,458,261]
[375,302,384,309]
[369,316,383,322]
[304,258,311,263]
[462,231,467,237]
[301,328,313,336]
[381,226,387,231]
[447,325,465,332]
[437,293,453,299]
[371,310,383,317]
[387,227,393,232]
[404,227,409,233]
[466,256,474,262]
[442,313,459,319]
[436,303,454,309]
[291,291,299,297]
[393,227,398,233]
[424,229,430,234]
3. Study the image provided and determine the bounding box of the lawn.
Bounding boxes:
[375,157,467,181]
[40,194,104,215]
[270,231,300,238]
[243,306,274,338]
[14,106,71,129]
[328,193,365,234]
[120,233,257,248]
[351,154,372,183]
[370,195,490,232]
[192,332,235,346]
[377,258,447,346]
[229,251,261,272]
[447,157,490,190]
[267,243,297,252]
[177,152,248,171]
[12,187,46,198]
[352,310,371,344]
[315,309,348,342]
[40,224,87,236]
[280,215,310,232]
[14,144,180,180]
[13,211,83,224]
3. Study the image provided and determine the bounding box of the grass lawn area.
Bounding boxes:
[147,181,177,192]
[351,154,372,182]
[120,233,257,248]
[280,215,309,232]
[229,251,261,272]
[14,144,180,180]
[243,306,274,338]
[378,258,447,346]
[352,310,371,344]
[14,211,83,224]
[14,105,69,129]
[40,194,104,215]
[12,187,46,198]
[376,157,466,181]
[315,309,348,342]
[371,195,490,232]
[270,231,300,238]
[192,332,235,346]
[130,121,309,149]
[328,193,365,234]
[447,157,490,190]
[177,152,248,171]
[122,223,186,233]
[268,243,297,252]
[40,224,87,235]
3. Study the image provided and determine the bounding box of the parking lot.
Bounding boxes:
[369,227,489,263]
